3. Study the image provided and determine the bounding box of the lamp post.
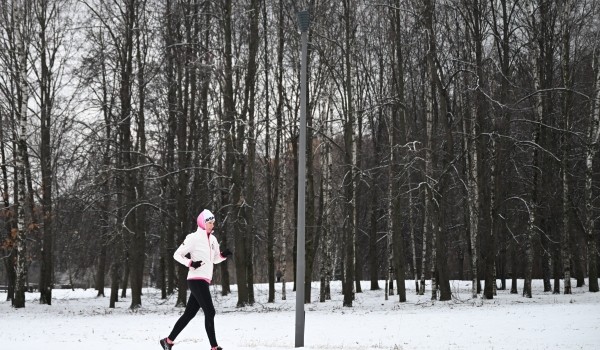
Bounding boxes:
[295,9,310,349]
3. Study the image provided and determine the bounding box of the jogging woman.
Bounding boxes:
[160,209,232,350]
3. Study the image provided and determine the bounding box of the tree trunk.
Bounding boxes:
[304,32,318,305]
[281,153,289,301]
[264,0,275,304]
[342,0,355,308]
[243,0,260,305]
[220,0,241,303]
[419,189,428,296]
[368,198,379,291]
[121,257,129,299]
[36,0,54,306]
[523,202,535,298]
[390,0,406,303]
[353,111,362,296]
[524,0,554,298]
[422,0,448,301]
[267,0,285,303]
[96,244,107,297]
[129,0,147,309]
[369,58,385,291]
[490,0,514,293]
[320,100,334,302]
[409,183,419,293]
[1,119,16,302]
[109,257,121,308]
[459,0,481,300]
[13,0,31,308]
[586,33,600,293]
[510,240,518,294]
[159,0,176,301]
[228,0,261,307]
[560,0,573,295]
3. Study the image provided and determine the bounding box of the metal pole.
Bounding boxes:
[295,10,310,349]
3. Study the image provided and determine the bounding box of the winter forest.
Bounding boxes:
[1,0,600,312]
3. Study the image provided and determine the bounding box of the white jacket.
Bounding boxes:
[173,228,227,283]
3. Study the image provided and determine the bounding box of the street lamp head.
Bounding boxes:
[297,10,310,32]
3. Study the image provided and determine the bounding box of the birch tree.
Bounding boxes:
[489,0,516,292]
[219,0,238,301]
[117,0,142,309]
[420,0,451,301]
[523,0,559,298]
[0,102,16,302]
[388,0,406,302]
[457,0,483,299]
[32,0,73,305]
[263,0,282,304]
[319,94,334,301]
[559,0,574,295]
[462,0,496,300]
[241,0,261,305]
[162,0,178,300]
[0,0,34,309]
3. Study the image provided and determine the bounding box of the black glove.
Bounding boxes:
[190,260,203,269]
[221,248,232,257]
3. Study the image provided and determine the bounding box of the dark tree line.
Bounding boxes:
[1,0,599,310]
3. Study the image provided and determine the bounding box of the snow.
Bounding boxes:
[1,280,599,350]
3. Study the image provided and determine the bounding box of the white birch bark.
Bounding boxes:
[325,103,334,300]
[408,174,419,294]
[524,0,543,298]
[352,114,359,295]
[387,119,395,298]
[419,84,433,297]
[488,134,497,298]
[280,151,288,301]
[320,98,333,302]
[455,12,479,299]
[523,199,536,298]
[468,64,481,301]
[12,0,31,309]
[460,96,479,299]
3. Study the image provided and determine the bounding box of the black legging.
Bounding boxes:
[168,280,218,347]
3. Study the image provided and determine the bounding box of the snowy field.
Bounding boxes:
[1,279,599,350]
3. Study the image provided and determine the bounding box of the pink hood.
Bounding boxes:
[197,209,215,230]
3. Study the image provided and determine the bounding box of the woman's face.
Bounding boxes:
[205,220,215,233]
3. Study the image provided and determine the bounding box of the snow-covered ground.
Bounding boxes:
[1,279,599,349]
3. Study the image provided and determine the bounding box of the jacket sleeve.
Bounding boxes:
[173,234,192,267]
[212,236,227,265]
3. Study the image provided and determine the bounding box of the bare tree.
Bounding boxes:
[264,0,284,304]
[523,0,560,298]
[0,0,34,309]
[388,0,407,302]
[559,0,574,295]
[0,102,17,302]
[420,0,451,301]
[341,0,356,307]
[31,0,74,305]
[489,0,517,292]
[585,7,600,293]
[319,93,334,302]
